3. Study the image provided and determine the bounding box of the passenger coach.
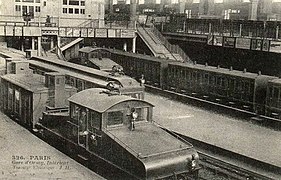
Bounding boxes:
[166,62,277,114]
[265,79,281,119]
[108,49,172,88]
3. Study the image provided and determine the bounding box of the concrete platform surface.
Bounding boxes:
[147,93,281,168]
[0,112,104,180]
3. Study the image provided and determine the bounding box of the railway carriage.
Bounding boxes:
[75,47,281,122]
[0,61,77,129]
[108,49,172,88]
[265,79,281,119]
[36,88,200,180]
[166,61,277,114]
[78,47,122,72]
[28,56,145,99]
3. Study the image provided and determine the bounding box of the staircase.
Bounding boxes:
[60,37,83,52]
[137,25,191,63]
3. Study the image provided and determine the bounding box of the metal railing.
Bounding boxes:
[136,23,167,58]
[151,26,191,63]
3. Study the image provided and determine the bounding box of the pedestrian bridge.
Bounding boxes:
[0,20,136,38]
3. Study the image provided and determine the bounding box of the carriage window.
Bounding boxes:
[89,110,101,130]
[108,111,123,126]
[273,87,279,99]
[204,73,209,84]
[268,87,273,98]
[136,107,148,122]
[65,76,70,85]
[70,104,79,125]
[221,77,226,88]
[229,79,234,90]
[8,87,13,110]
[217,76,222,86]
[234,80,240,91]
[244,82,250,93]
[197,72,201,84]
[192,71,197,81]
[79,109,87,133]
[15,90,20,114]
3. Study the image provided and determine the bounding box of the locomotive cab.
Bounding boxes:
[66,88,200,179]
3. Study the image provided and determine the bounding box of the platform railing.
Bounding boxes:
[151,26,191,62]
[136,25,166,58]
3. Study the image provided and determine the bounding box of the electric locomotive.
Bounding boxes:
[36,88,200,179]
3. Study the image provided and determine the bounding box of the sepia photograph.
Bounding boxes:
[0,0,281,179]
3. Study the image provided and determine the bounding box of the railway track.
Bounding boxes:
[172,131,280,180]
[145,84,281,130]
[198,153,274,180]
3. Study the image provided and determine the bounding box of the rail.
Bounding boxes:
[199,153,275,180]
[151,26,191,62]
[153,120,194,147]
[176,132,281,180]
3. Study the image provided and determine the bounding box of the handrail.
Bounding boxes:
[56,45,67,61]
[136,23,166,57]
[137,25,158,44]
[151,26,191,63]
[137,26,160,56]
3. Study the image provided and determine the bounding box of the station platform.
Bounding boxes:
[0,112,104,180]
[146,93,281,169]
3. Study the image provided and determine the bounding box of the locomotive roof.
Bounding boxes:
[79,46,96,53]
[1,74,48,92]
[28,60,108,86]
[170,62,273,79]
[88,57,120,71]
[79,46,111,54]
[31,56,141,88]
[68,88,153,113]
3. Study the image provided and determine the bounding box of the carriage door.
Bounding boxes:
[78,108,89,149]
